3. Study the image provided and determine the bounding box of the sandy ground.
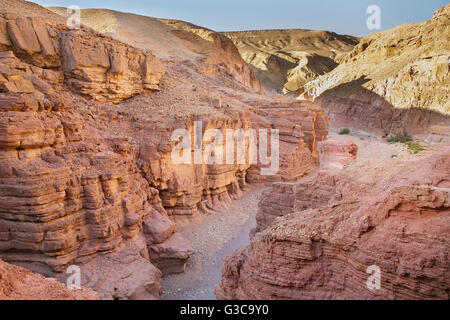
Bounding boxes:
[329,127,414,160]
[161,186,266,300]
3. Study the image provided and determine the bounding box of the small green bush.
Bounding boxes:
[339,128,350,135]
[387,131,412,143]
[406,141,425,154]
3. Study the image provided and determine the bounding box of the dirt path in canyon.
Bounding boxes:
[161,186,266,300]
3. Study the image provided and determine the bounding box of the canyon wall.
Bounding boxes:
[0,7,184,299]
[137,97,328,224]
[216,147,450,300]
[300,5,450,135]
[0,1,328,299]
[48,8,263,94]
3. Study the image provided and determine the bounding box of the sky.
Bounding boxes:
[33,0,448,36]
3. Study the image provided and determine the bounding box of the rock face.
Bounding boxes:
[216,148,450,300]
[0,91,184,298]
[300,5,450,135]
[0,3,181,300]
[137,98,328,223]
[203,33,263,94]
[222,29,358,94]
[0,13,165,102]
[0,258,98,300]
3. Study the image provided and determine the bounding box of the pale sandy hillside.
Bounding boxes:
[301,4,450,135]
[0,0,64,20]
[48,7,202,61]
[48,7,262,92]
[222,29,358,93]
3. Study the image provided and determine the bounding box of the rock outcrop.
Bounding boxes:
[223,29,358,94]
[318,139,357,171]
[216,148,450,300]
[0,12,165,103]
[0,258,98,300]
[137,98,327,223]
[0,1,329,300]
[300,5,450,135]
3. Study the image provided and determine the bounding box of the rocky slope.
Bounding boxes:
[216,141,450,300]
[223,29,358,94]
[299,5,450,135]
[0,1,327,299]
[0,258,98,300]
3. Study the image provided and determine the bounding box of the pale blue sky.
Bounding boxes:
[33,0,448,36]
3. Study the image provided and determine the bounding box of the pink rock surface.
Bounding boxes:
[318,139,358,171]
[216,148,450,300]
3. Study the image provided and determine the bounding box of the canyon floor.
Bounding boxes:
[161,186,266,300]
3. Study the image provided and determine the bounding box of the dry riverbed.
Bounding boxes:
[161,186,266,300]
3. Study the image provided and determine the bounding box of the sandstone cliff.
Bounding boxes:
[216,146,450,300]
[48,8,263,94]
[0,0,328,299]
[0,13,165,102]
[299,5,450,135]
[222,29,358,94]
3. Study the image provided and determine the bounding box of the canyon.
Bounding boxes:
[0,0,448,301]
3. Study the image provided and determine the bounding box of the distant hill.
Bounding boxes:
[222,29,358,94]
[300,4,450,134]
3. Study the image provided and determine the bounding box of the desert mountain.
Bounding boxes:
[48,7,263,93]
[300,4,450,135]
[222,29,358,94]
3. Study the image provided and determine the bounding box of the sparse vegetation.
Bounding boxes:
[387,131,425,154]
[406,141,425,154]
[386,131,412,143]
[339,128,350,135]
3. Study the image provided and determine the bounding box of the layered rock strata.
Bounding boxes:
[216,148,450,299]
[0,1,330,300]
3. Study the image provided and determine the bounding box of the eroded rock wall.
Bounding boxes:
[216,148,450,300]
